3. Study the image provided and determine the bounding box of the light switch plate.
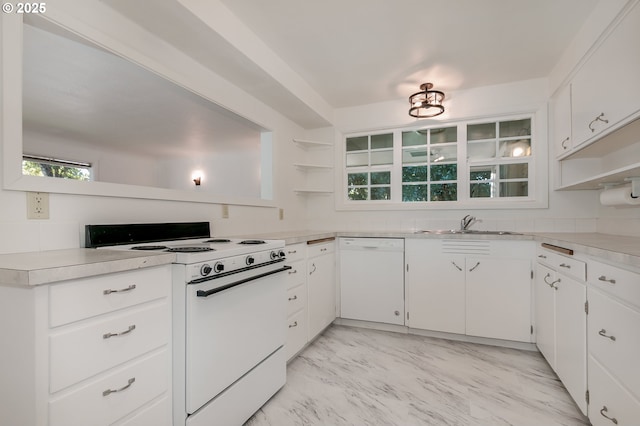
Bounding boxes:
[221,204,229,219]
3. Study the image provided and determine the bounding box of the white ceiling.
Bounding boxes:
[217,0,599,108]
[102,0,600,128]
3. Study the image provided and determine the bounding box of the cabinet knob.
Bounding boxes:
[394,310,400,316]
[599,406,618,424]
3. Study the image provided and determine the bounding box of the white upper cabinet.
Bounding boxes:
[551,83,572,158]
[570,1,640,150]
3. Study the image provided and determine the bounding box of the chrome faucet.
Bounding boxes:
[460,214,476,231]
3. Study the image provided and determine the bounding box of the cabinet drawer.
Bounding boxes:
[307,239,335,258]
[50,300,169,392]
[286,309,307,361]
[49,349,168,426]
[114,395,171,426]
[287,282,306,317]
[588,288,640,399]
[284,243,306,262]
[50,266,171,327]
[588,355,640,426]
[588,259,640,310]
[284,259,306,290]
[537,248,586,281]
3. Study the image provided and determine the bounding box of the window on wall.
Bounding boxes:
[346,133,393,200]
[342,115,536,207]
[401,127,457,202]
[468,118,531,199]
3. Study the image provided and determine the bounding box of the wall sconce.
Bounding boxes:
[192,171,203,186]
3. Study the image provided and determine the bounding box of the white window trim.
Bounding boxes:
[335,109,549,211]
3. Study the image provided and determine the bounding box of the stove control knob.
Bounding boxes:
[270,251,278,260]
[278,250,286,259]
[200,264,212,276]
[246,256,255,266]
[214,262,225,273]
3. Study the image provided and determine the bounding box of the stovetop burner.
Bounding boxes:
[206,239,232,243]
[167,247,215,253]
[238,239,266,245]
[131,245,169,251]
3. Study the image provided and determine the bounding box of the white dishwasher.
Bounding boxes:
[339,237,405,325]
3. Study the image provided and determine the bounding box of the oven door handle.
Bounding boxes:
[196,265,292,298]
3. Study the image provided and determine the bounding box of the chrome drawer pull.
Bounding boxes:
[287,250,297,254]
[598,275,616,284]
[103,284,136,295]
[103,377,135,397]
[599,406,618,424]
[559,263,571,269]
[103,324,136,339]
[288,321,298,328]
[598,329,616,341]
[561,137,570,150]
[468,262,480,272]
[288,269,298,275]
[288,295,298,301]
[451,261,462,271]
[537,254,547,259]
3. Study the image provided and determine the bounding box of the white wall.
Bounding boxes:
[0,2,310,254]
[306,79,600,233]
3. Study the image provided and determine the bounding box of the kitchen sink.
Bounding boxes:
[414,229,522,235]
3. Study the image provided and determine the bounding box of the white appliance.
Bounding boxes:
[86,222,289,426]
[339,237,405,325]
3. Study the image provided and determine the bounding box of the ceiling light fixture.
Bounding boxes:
[409,82,445,118]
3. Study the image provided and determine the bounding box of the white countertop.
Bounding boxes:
[2,231,638,287]
[238,230,640,269]
[0,249,176,287]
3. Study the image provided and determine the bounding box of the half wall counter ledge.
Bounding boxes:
[0,248,176,287]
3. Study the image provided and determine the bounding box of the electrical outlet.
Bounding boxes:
[279,208,284,220]
[221,204,229,219]
[27,192,50,219]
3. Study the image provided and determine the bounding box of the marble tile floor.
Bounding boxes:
[245,325,590,426]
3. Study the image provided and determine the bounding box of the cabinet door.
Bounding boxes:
[406,240,465,333]
[555,275,587,415]
[552,83,572,157]
[571,2,640,147]
[466,257,531,342]
[534,263,556,369]
[307,252,336,339]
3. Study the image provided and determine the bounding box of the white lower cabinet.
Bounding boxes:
[406,239,533,342]
[307,240,336,339]
[534,245,587,415]
[0,265,172,426]
[586,259,640,425]
[406,240,465,334]
[465,256,531,342]
[284,239,336,361]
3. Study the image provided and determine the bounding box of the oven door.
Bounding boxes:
[185,262,289,414]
